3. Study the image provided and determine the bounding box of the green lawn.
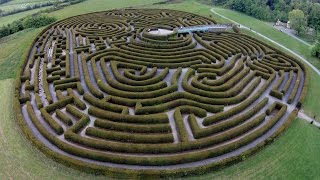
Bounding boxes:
[0,0,320,179]
[0,28,43,80]
[0,0,166,26]
[48,0,164,19]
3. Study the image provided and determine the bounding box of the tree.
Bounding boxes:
[308,3,320,31]
[0,0,10,4]
[288,9,307,35]
[311,31,320,58]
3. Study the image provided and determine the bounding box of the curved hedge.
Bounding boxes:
[15,8,307,178]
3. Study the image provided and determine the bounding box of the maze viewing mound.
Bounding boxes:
[15,8,308,177]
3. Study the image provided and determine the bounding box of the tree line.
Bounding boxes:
[0,0,10,4]
[212,0,320,33]
[0,14,56,38]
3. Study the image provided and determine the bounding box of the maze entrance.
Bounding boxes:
[16,8,306,176]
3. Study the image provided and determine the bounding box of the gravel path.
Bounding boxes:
[298,111,320,128]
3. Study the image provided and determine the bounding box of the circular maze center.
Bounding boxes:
[16,8,306,175]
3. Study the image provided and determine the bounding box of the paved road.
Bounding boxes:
[273,25,312,47]
[210,8,320,126]
[298,111,320,127]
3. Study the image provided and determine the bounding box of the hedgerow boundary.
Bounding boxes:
[14,8,308,178]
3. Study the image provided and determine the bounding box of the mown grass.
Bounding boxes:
[0,28,43,80]
[48,0,164,19]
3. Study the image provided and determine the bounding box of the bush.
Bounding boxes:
[232,24,240,33]
[311,43,320,58]
[0,14,56,38]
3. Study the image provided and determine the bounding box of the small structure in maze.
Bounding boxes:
[177,24,233,33]
[15,8,308,177]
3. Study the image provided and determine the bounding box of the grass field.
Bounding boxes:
[0,0,50,11]
[0,28,43,80]
[0,6,50,26]
[0,0,320,179]
[48,0,165,19]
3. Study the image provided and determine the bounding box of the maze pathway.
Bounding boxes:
[15,9,307,177]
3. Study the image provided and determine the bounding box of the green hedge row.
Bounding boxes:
[109,61,169,86]
[40,108,64,135]
[136,99,223,115]
[88,106,169,124]
[45,96,73,113]
[85,127,174,144]
[203,94,269,126]
[94,118,172,133]
[183,68,259,98]
[56,109,73,126]
[281,70,294,94]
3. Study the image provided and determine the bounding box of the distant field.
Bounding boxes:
[48,0,165,19]
[0,0,50,11]
[0,6,50,26]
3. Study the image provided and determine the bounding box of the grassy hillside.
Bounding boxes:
[0,0,50,11]
[0,6,50,25]
[0,28,43,80]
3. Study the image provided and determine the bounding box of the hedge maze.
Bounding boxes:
[15,9,307,177]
